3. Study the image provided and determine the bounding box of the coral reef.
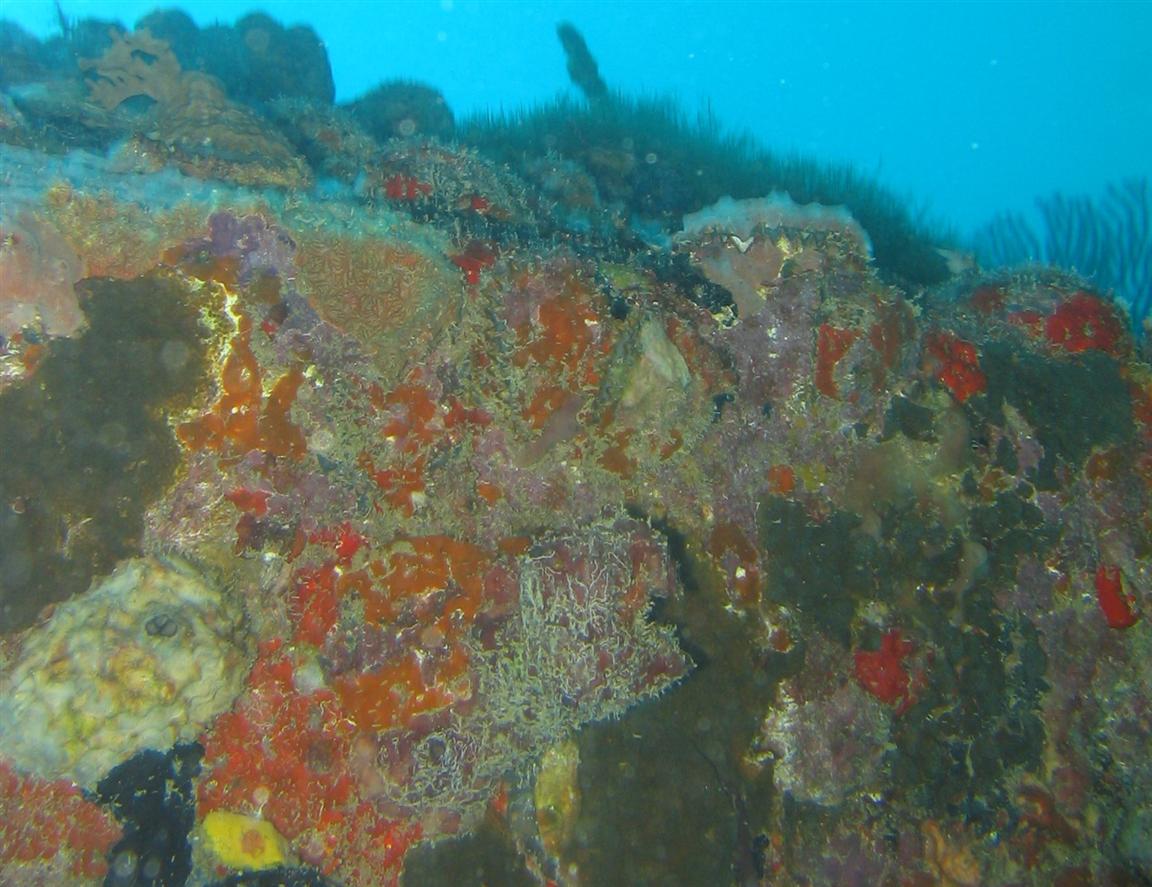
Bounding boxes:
[76,27,311,189]
[78,27,185,110]
[293,230,462,384]
[138,9,335,106]
[0,10,1149,887]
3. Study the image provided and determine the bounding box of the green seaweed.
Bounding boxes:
[977,342,1133,490]
[0,273,209,632]
[758,497,878,646]
[889,588,1047,828]
[462,94,953,288]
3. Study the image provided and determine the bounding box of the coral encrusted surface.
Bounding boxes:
[1,11,1150,887]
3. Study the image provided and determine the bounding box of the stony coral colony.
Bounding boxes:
[1,11,1151,887]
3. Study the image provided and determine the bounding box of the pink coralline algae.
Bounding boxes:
[0,212,86,338]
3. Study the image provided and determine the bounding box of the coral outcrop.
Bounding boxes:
[0,10,1149,886]
[0,557,250,787]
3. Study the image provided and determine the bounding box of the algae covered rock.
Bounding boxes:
[0,556,251,788]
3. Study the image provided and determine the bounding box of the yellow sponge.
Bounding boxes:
[202,810,287,870]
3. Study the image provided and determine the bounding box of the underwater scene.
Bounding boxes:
[0,2,1150,885]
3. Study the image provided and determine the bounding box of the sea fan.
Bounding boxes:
[974,178,1151,333]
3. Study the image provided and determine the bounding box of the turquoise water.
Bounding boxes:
[5,0,1152,234]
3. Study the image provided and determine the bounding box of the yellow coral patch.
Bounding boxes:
[203,811,287,870]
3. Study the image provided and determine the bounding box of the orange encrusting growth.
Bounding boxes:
[523,384,575,430]
[375,381,440,453]
[450,240,498,285]
[815,323,860,398]
[198,643,357,841]
[197,640,421,881]
[360,453,428,516]
[290,561,366,647]
[708,521,762,605]
[515,296,602,373]
[361,536,489,623]
[599,429,637,477]
[766,464,797,496]
[1045,292,1124,354]
[1095,564,1140,629]
[867,300,912,390]
[510,274,612,392]
[178,314,307,458]
[331,536,493,731]
[382,174,432,201]
[854,629,920,714]
[358,373,492,515]
[225,487,271,516]
[163,246,241,288]
[334,649,472,733]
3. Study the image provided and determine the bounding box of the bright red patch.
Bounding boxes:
[766,464,796,496]
[969,284,1006,315]
[225,487,271,516]
[925,332,986,403]
[1045,292,1124,354]
[240,827,266,856]
[310,522,367,563]
[450,240,498,285]
[383,174,432,201]
[1095,564,1139,629]
[855,629,916,712]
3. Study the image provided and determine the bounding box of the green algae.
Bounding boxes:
[0,273,209,632]
[977,343,1134,490]
[565,533,778,887]
[759,497,878,647]
[889,591,1048,829]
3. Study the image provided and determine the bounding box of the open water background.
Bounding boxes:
[5,0,1152,236]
